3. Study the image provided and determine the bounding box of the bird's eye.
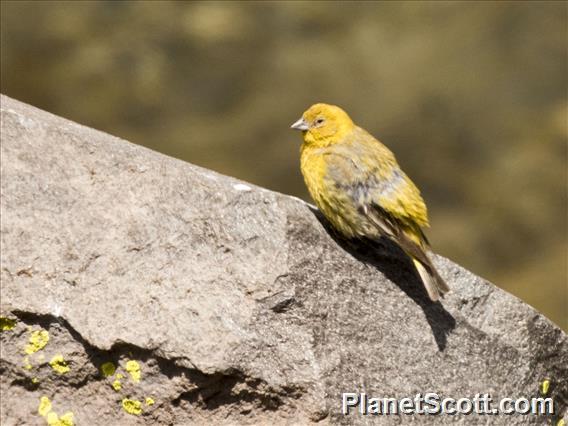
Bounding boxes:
[314,118,325,126]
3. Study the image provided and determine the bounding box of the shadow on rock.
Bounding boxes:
[310,208,456,352]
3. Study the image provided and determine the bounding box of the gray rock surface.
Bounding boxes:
[1,94,566,425]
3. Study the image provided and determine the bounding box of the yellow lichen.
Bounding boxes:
[145,397,155,406]
[46,412,59,424]
[49,355,70,374]
[125,360,141,382]
[38,396,52,416]
[540,378,551,395]
[0,316,17,331]
[101,362,116,377]
[32,377,39,384]
[23,356,33,370]
[557,420,565,426]
[46,411,74,426]
[48,411,74,426]
[59,412,74,426]
[122,398,142,415]
[112,379,122,391]
[25,329,49,354]
[112,373,124,391]
[38,395,74,425]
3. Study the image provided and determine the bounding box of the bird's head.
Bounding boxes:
[291,103,354,146]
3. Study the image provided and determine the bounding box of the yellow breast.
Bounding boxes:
[300,145,328,207]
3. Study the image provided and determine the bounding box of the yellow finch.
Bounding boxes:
[291,103,449,301]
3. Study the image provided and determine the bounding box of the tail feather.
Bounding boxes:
[413,259,449,302]
[363,204,450,301]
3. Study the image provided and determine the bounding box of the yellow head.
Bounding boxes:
[291,103,354,146]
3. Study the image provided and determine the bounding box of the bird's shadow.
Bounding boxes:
[310,207,456,352]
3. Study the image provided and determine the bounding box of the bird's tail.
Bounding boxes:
[412,258,450,302]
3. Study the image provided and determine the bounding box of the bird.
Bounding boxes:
[291,103,449,301]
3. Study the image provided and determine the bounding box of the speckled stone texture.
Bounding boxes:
[1,94,566,425]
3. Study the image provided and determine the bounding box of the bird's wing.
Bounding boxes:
[369,168,429,228]
[362,203,431,265]
[323,135,448,299]
[325,143,429,229]
[330,127,429,224]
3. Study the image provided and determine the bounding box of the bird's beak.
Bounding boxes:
[290,117,309,131]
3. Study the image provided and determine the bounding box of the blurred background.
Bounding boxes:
[1,1,566,330]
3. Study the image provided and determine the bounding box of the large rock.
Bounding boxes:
[1,94,566,425]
